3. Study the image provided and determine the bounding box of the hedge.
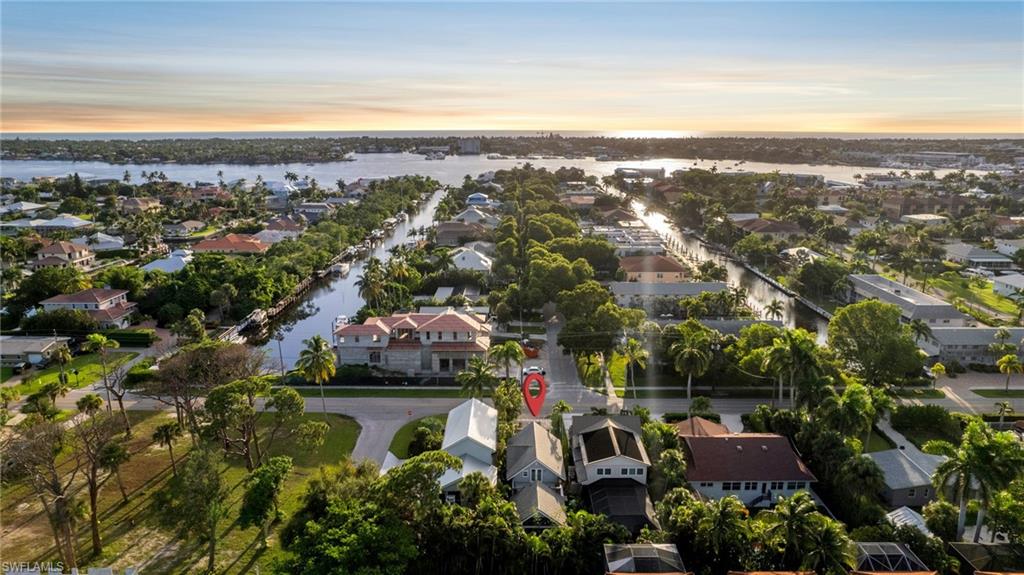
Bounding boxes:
[663,412,722,424]
[105,328,159,347]
[95,249,139,260]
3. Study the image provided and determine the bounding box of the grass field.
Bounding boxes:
[972,388,1024,398]
[607,353,628,396]
[388,413,448,459]
[1,367,13,382]
[12,352,138,397]
[294,387,472,398]
[0,410,360,574]
[930,275,1018,316]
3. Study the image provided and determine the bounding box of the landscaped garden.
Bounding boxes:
[11,351,138,397]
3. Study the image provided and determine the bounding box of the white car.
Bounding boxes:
[522,366,546,377]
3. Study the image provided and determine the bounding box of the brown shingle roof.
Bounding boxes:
[683,434,816,482]
[619,255,687,274]
[38,241,90,255]
[41,288,128,305]
[736,218,802,235]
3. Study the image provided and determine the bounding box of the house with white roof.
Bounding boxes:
[0,201,46,215]
[847,275,968,327]
[610,281,728,310]
[142,249,193,274]
[450,246,493,272]
[252,229,300,245]
[439,398,499,500]
[72,232,125,252]
[994,273,1024,298]
[466,192,494,207]
[453,207,500,228]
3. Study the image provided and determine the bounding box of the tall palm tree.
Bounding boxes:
[153,421,183,475]
[457,356,498,398]
[819,382,876,444]
[43,379,72,406]
[924,421,1017,541]
[295,335,336,423]
[994,401,1015,426]
[695,496,750,561]
[909,318,933,344]
[54,344,72,387]
[997,353,1022,393]
[620,338,649,399]
[765,299,785,321]
[489,340,525,381]
[762,329,819,406]
[760,491,819,569]
[83,333,119,412]
[669,327,711,400]
[433,248,455,272]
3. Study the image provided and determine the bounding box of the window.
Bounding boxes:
[368,351,381,364]
[603,468,611,476]
[596,468,605,476]
[338,336,345,344]
[437,331,442,341]
[656,272,664,279]
[907,489,916,497]
[531,468,543,481]
[770,481,784,490]
[522,471,528,478]
[723,482,741,491]
[621,468,629,475]
[425,332,431,340]
[744,482,757,491]
[700,482,713,488]
[786,482,798,490]
[796,482,806,489]
[924,489,930,497]
[354,335,360,343]
[372,334,380,342]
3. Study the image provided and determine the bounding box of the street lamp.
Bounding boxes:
[71,368,80,387]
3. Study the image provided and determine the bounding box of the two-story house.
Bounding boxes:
[439,398,498,501]
[40,288,137,329]
[335,308,490,375]
[618,255,687,283]
[569,415,657,533]
[32,241,95,270]
[507,422,565,490]
[682,433,816,508]
[192,233,269,254]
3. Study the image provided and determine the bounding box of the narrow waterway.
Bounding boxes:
[627,199,831,338]
[256,189,445,370]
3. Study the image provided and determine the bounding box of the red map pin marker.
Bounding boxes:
[522,372,547,417]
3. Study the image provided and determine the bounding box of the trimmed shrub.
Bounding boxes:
[662,412,722,424]
[105,328,159,347]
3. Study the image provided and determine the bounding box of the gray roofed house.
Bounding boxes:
[847,274,968,326]
[512,483,567,529]
[587,480,660,534]
[0,336,71,367]
[865,449,945,508]
[506,421,565,490]
[604,544,686,574]
[921,327,1024,366]
[944,242,1014,271]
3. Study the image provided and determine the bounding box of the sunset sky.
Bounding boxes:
[3,2,1022,134]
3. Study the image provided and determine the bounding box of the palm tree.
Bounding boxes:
[489,340,525,381]
[909,318,933,344]
[75,393,103,415]
[456,356,498,398]
[620,338,649,399]
[819,382,876,445]
[931,362,947,389]
[295,335,336,423]
[43,379,72,406]
[153,421,183,475]
[801,520,855,575]
[765,299,785,321]
[994,401,1015,426]
[433,248,455,272]
[997,353,1022,393]
[54,344,72,387]
[695,496,750,561]
[924,421,1009,541]
[83,333,119,412]
[669,326,712,400]
[762,329,819,406]
[99,442,131,504]
[760,491,819,568]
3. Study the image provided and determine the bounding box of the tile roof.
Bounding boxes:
[193,233,268,253]
[89,302,136,322]
[683,434,816,482]
[618,255,687,274]
[674,416,731,437]
[506,421,565,480]
[41,288,128,305]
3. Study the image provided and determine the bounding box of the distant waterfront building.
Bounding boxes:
[618,255,688,283]
[921,327,1024,366]
[458,138,482,155]
[610,281,728,309]
[900,213,948,227]
[943,243,1014,271]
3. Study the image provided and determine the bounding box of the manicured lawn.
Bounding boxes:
[294,386,473,398]
[1,367,13,382]
[972,388,1024,398]
[607,353,628,395]
[895,387,946,399]
[189,225,219,238]
[388,413,448,459]
[13,352,138,397]
[0,410,360,573]
[930,275,1018,315]
[897,426,958,449]
[865,427,896,452]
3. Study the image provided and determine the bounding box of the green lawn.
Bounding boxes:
[576,355,605,390]
[1,410,360,573]
[895,388,946,399]
[930,275,1018,316]
[1,367,13,382]
[13,352,138,397]
[189,225,219,238]
[388,414,448,459]
[607,353,628,395]
[865,427,896,453]
[972,388,1024,398]
[294,386,473,398]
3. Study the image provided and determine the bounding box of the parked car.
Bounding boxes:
[522,366,546,377]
